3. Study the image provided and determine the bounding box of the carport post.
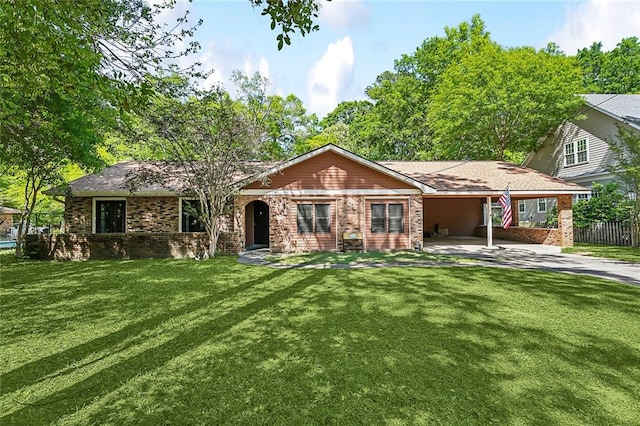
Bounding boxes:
[486,196,493,248]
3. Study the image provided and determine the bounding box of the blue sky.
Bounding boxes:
[163,0,640,118]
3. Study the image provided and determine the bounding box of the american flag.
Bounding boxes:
[498,186,513,229]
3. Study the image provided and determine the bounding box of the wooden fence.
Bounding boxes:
[574,222,639,246]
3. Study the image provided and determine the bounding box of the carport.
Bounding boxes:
[381,160,591,249]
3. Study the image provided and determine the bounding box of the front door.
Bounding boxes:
[254,201,269,246]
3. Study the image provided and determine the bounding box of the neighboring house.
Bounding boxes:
[36,144,587,260]
[0,206,20,238]
[523,94,640,224]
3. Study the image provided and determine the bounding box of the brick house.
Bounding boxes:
[36,144,588,260]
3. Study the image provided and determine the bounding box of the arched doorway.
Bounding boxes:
[245,200,269,249]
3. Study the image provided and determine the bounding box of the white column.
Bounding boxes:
[486,196,493,248]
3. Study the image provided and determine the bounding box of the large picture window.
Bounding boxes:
[371,203,404,233]
[95,200,125,233]
[297,203,331,234]
[181,199,204,232]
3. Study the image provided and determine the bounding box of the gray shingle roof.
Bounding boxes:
[581,94,640,129]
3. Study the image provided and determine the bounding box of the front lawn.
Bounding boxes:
[1,253,639,425]
[562,242,640,263]
[264,250,471,266]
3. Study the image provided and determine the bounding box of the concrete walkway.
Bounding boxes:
[239,239,639,286]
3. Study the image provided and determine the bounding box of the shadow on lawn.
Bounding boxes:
[2,262,639,424]
[2,267,323,424]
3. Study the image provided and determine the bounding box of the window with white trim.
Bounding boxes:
[518,200,525,213]
[537,198,547,213]
[95,200,126,233]
[564,138,588,166]
[297,203,331,234]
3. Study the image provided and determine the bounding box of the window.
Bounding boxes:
[576,139,588,163]
[314,204,331,233]
[388,204,404,233]
[576,193,590,202]
[537,198,547,213]
[371,204,386,233]
[297,204,313,233]
[564,138,588,166]
[297,203,330,234]
[181,199,204,232]
[95,200,125,233]
[518,200,526,213]
[371,203,404,233]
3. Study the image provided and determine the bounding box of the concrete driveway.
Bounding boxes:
[423,238,639,286]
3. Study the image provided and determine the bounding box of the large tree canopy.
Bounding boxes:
[577,37,640,94]
[428,43,584,161]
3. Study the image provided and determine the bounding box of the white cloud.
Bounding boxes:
[179,40,273,98]
[549,0,640,54]
[307,37,356,118]
[319,0,371,31]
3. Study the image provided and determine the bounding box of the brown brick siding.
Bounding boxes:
[65,196,180,233]
[25,232,238,260]
[474,226,562,246]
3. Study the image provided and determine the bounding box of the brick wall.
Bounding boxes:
[474,226,562,246]
[65,196,180,233]
[65,197,92,233]
[235,194,421,253]
[127,197,179,232]
[26,232,238,260]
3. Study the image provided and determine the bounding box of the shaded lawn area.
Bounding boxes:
[562,243,640,263]
[265,250,472,266]
[1,253,639,425]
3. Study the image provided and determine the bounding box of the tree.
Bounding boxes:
[428,44,584,161]
[576,37,640,94]
[572,182,633,227]
[607,125,640,246]
[1,0,201,257]
[262,94,318,159]
[131,75,271,257]
[346,15,492,160]
[250,0,326,50]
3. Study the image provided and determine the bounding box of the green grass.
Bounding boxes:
[563,243,640,263]
[264,250,471,266]
[1,252,639,425]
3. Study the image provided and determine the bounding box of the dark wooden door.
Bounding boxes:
[254,202,269,246]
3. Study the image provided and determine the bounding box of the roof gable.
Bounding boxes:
[240,144,436,193]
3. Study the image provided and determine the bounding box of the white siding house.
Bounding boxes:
[522,94,640,224]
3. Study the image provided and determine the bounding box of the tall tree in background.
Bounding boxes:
[339,15,492,160]
[428,44,584,161]
[262,94,318,159]
[577,37,640,94]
